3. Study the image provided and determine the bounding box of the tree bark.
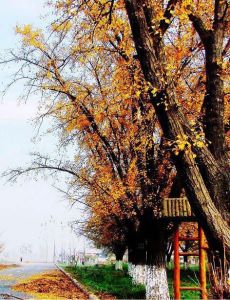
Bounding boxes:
[190,1,228,164]
[128,263,146,285]
[128,220,170,300]
[189,2,230,215]
[124,0,230,255]
[145,265,169,300]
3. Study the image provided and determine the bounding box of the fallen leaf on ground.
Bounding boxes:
[12,270,88,299]
[0,264,19,271]
[0,274,16,280]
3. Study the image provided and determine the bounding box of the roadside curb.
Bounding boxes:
[56,264,100,300]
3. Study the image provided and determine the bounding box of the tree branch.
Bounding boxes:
[160,0,179,36]
[189,14,212,47]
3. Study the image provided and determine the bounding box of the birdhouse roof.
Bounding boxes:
[162,197,196,220]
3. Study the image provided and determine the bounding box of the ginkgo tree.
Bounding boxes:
[4,6,178,298]
[34,0,229,258]
[123,0,230,252]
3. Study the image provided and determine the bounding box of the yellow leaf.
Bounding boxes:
[151,87,158,96]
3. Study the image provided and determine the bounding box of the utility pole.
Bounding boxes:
[53,241,56,263]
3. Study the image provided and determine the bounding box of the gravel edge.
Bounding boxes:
[56,264,100,300]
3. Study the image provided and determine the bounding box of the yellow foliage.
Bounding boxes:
[193,133,206,148]
[16,24,45,50]
[52,21,72,32]
[151,87,158,96]
[13,0,229,252]
[173,134,192,155]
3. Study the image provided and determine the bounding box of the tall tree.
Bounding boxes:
[123,0,230,255]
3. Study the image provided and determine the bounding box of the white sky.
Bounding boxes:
[0,0,90,262]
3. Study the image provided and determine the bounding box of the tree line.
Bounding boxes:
[2,0,229,299]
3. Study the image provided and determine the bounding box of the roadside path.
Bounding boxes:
[0,263,60,299]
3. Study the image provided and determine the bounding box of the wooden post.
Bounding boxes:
[199,225,207,300]
[174,226,180,299]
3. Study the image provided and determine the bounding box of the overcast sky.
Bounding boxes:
[0,0,89,262]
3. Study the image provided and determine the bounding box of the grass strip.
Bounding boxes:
[65,264,145,299]
[65,264,209,299]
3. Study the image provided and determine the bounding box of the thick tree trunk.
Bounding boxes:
[189,8,230,215]
[128,221,170,300]
[145,265,169,300]
[203,39,226,162]
[145,225,170,300]
[193,146,230,218]
[113,244,126,270]
[128,263,146,285]
[190,2,228,164]
[128,264,169,300]
[124,0,230,255]
[128,231,147,285]
[189,4,230,296]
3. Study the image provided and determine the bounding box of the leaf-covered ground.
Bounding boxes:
[13,270,88,299]
[0,264,19,271]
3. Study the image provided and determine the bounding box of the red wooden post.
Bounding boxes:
[174,226,180,299]
[199,225,208,299]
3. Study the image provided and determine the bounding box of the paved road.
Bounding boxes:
[0,263,57,299]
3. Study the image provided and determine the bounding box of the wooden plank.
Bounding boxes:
[172,199,174,216]
[168,198,171,217]
[180,199,185,217]
[167,199,170,216]
[199,225,208,300]
[174,226,180,300]
[178,198,181,216]
[177,199,180,216]
[179,252,199,256]
[162,197,199,219]
[180,287,201,291]
[165,199,168,216]
[175,199,178,216]
[181,199,183,216]
[184,198,187,216]
[176,199,179,216]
